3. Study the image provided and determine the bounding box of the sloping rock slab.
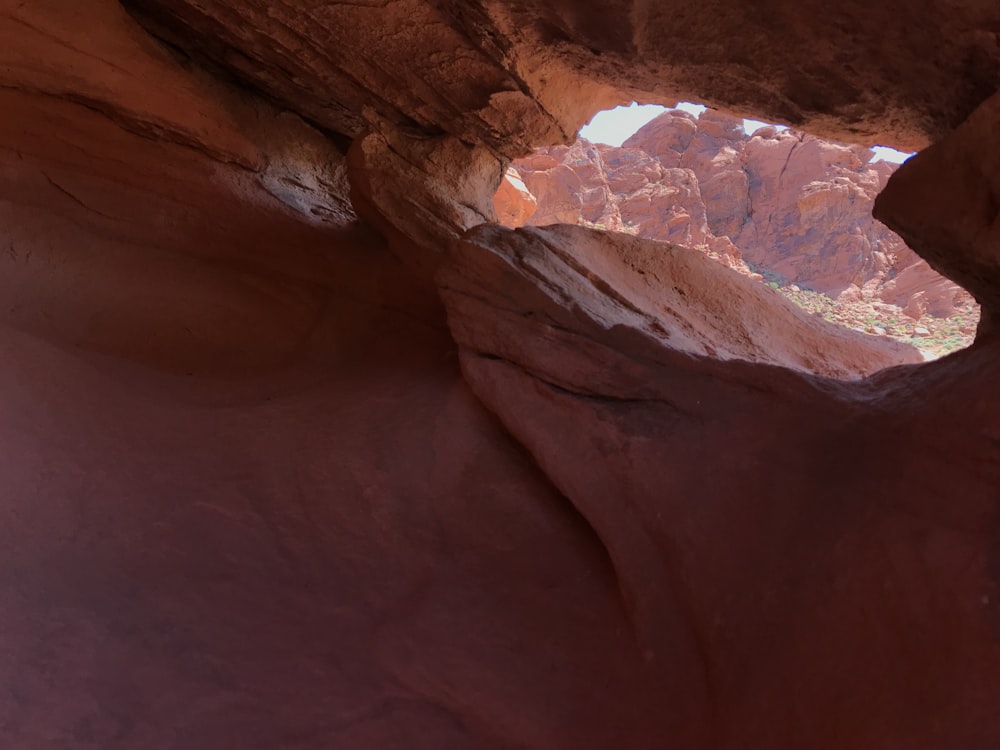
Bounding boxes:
[445,224,920,380]
[439,223,1000,750]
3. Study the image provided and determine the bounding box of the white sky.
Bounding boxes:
[578,102,913,164]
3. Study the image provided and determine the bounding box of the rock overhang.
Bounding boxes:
[3,1,1000,748]
[119,0,1000,156]
[116,0,1000,341]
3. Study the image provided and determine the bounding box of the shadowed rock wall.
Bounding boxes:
[1,1,999,748]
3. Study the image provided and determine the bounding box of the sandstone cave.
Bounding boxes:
[3,2,1000,748]
[496,103,980,368]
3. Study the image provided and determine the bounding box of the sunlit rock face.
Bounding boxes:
[493,167,539,227]
[506,109,973,318]
[2,1,1000,748]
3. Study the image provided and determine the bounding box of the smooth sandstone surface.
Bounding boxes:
[441,225,1000,750]
[445,224,921,378]
[2,1,1000,748]
[875,91,1000,320]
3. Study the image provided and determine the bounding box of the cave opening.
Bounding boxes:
[493,101,980,364]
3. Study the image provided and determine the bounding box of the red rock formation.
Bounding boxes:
[512,109,973,318]
[3,1,1000,748]
[441,222,1000,750]
[493,167,538,226]
[118,0,1000,153]
[880,252,972,318]
[447,224,920,378]
[875,90,1000,329]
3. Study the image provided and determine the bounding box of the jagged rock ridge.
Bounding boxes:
[498,108,978,325]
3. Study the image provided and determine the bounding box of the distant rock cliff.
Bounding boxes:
[497,109,974,321]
